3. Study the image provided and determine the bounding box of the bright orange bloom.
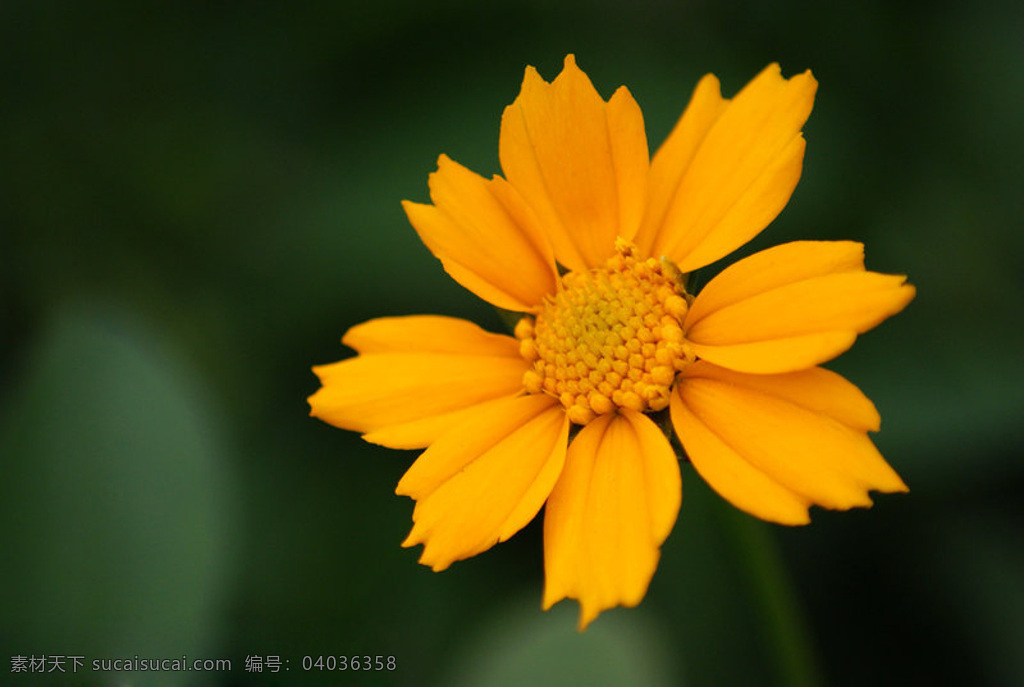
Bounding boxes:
[309,56,915,629]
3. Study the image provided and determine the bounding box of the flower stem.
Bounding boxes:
[725,510,822,687]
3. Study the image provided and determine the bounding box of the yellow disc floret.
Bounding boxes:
[516,239,696,425]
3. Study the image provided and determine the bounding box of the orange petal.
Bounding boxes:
[402,155,557,312]
[396,394,568,571]
[633,73,729,257]
[684,361,882,433]
[685,241,916,373]
[361,399,504,451]
[685,240,865,324]
[342,314,526,355]
[688,332,858,377]
[308,316,527,448]
[499,55,649,272]
[648,64,817,272]
[542,410,681,630]
[671,362,907,524]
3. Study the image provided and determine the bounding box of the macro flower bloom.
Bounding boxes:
[309,55,915,629]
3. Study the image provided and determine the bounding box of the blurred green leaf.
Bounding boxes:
[443,598,678,687]
[0,302,235,686]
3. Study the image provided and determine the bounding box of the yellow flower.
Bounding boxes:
[309,55,915,629]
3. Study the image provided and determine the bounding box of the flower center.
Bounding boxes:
[515,239,695,425]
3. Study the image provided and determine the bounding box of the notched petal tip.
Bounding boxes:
[309,317,527,444]
[396,396,568,573]
[403,155,558,311]
[576,605,601,633]
[542,411,680,629]
[646,63,819,272]
[673,364,909,523]
[794,67,818,91]
[895,280,917,311]
[500,52,649,272]
[684,242,917,373]
[756,62,817,100]
[541,586,618,633]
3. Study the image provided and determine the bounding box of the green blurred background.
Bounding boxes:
[2,2,1022,686]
